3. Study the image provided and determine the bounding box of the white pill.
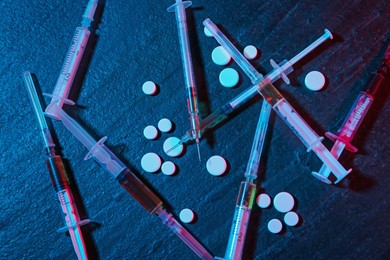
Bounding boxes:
[206,155,227,176]
[243,45,258,60]
[267,219,283,234]
[204,27,213,37]
[304,71,326,91]
[143,125,158,140]
[212,46,231,66]
[180,208,195,223]
[140,152,161,173]
[256,193,271,208]
[158,118,173,132]
[142,81,157,95]
[273,192,295,213]
[163,137,184,157]
[219,68,239,88]
[161,161,176,176]
[284,211,300,227]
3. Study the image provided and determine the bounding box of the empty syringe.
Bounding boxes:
[45,0,98,119]
[50,106,212,259]
[24,71,90,260]
[168,0,202,160]
[312,43,390,183]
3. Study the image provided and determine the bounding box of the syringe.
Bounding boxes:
[45,0,98,119]
[225,100,271,260]
[204,19,352,183]
[24,71,90,260]
[50,105,213,259]
[168,0,202,160]
[169,20,328,152]
[312,43,390,183]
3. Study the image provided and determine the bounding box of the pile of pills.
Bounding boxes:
[256,191,301,234]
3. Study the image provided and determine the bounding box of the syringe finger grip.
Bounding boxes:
[116,169,163,214]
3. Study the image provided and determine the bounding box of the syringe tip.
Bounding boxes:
[196,141,201,161]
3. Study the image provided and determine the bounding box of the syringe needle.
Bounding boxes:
[24,71,90,260]
[168,0,202,160]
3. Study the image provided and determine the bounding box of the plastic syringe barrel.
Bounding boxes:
[259,82,352,181]
[46,155,90,260]
[45,0,98,119]
[54,108,164,213]
[225,181,256,260]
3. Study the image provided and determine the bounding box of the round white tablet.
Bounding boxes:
[142,81,157,95]
[157,118,173,132]
[161,161,176,176]
[304,71,326,91]
[140,152,161,173]
[204,27,213,37]
[212,46,231,66]
[143,125,158,140]
[256,193,271,208]
[180,208,195,223]
[243,45,258,60]
[219,68,239,88]
[267,219,283,234]
[284,211,299,227]
[163,137,184,157]
[273,192,295,213]
[206,155,227,176]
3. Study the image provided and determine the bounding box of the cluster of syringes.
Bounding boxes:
[25,0,390,259]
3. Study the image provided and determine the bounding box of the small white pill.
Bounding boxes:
[163,137,184,157]
[267,219,283,234]
[161,161,176,176]
[206,155,227,176]
[158,118,173,132]
[284,211,300,227]
[243,45,258,60]
[219,68,239,88]
[256,193,271,208]
[304,71,326,91]
[273,192,295,213]
[142,81,157,95]
[140,152,161,173]
[180,208,195,223]
[143,125,158,140]
[204,27,213,37]
[212,46,231,66]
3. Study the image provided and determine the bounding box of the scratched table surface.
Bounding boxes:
[1,0,390,259]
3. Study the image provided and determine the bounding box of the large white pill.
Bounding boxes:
[256,193,271,208]
[180,208,195,223]
[219,68,239,88]
[304,71,326,91]
[243,45,258,60]
[212,46,231,66]
[267,219,283,234]
[140,152,161,173]
[273,192,295,213]
[284,211,300,227]
[142,81,157,95]
[143,125,158,140]
[158,118,173,132]
[163,137,184,157]
[161,161,176,176]
[206,155,227,176]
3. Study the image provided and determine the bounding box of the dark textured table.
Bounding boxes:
[1,0,389,259]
